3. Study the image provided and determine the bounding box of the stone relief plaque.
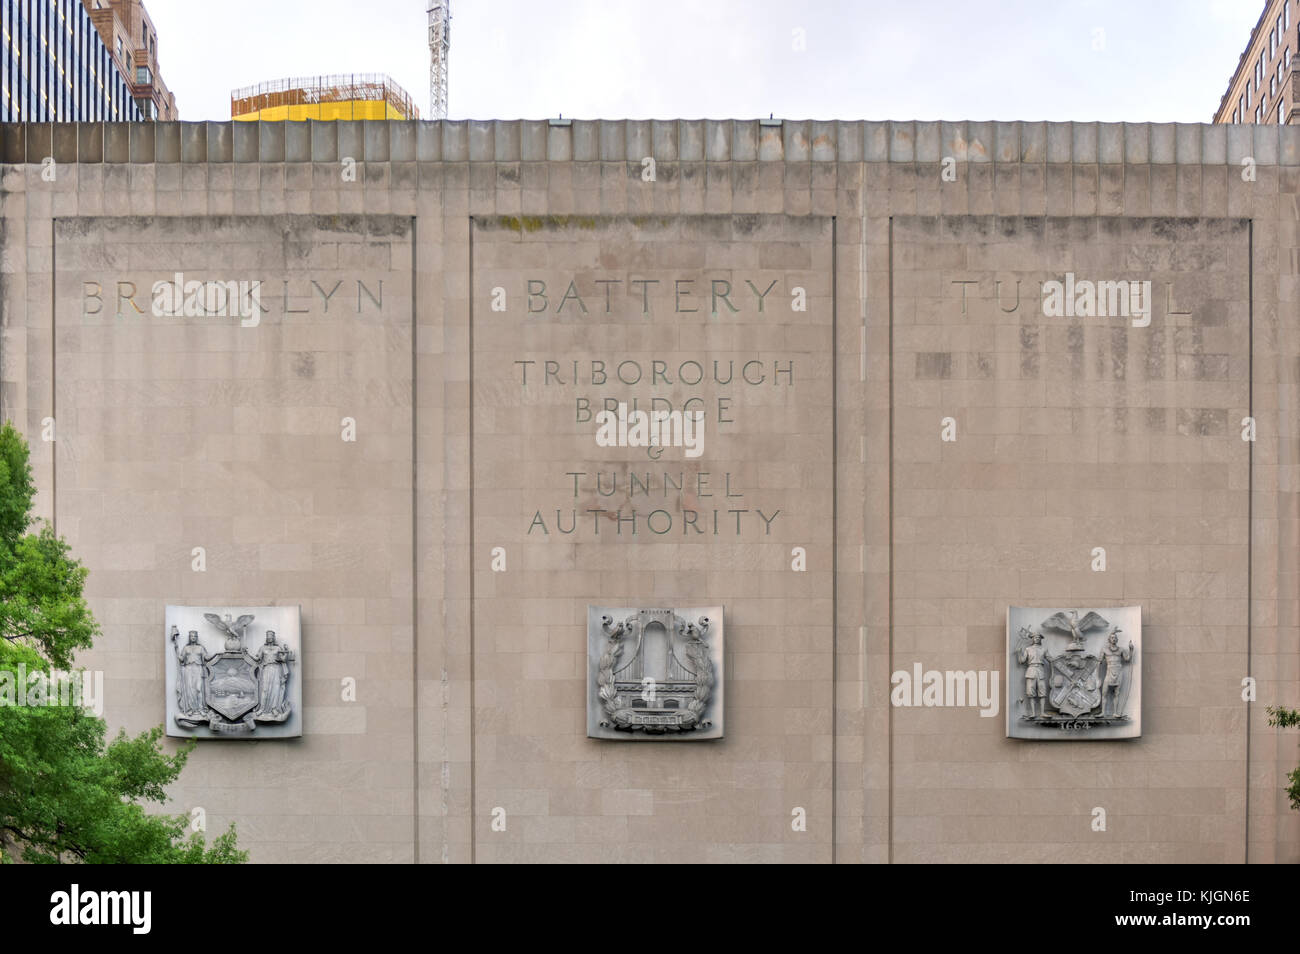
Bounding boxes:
[587,606,723,741]
[1006,606,1141,740]
[164,605,302,739]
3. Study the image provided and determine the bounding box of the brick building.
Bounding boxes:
[1214,0,1298,125]
[83,0,175,119]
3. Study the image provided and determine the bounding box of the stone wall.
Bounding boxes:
[1,119,1298,863]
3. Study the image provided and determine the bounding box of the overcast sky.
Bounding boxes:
[142,0,1265,123]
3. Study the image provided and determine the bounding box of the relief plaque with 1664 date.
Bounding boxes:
[1007,606,1141,740]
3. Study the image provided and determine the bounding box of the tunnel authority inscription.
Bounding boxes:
[473,215,832,547]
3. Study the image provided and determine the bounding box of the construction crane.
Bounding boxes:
[428,1,450,120]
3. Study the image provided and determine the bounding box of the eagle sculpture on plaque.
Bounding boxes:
[587,606,724,740]
[1006,606,1141,740]
[164,605,302,738]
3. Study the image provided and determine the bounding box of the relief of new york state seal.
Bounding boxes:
[1006,606,1141,740]
[164,605,303,739]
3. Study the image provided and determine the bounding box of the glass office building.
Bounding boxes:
[2,0,141,122]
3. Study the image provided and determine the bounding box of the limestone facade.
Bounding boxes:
[1,119,1298,862]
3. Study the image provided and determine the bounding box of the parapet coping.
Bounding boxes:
[1,120,1298,166]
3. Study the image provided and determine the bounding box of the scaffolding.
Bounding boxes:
[230,74,420,120]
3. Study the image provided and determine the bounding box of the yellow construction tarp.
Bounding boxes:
[233,100,407,121]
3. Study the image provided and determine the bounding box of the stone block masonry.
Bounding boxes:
[1,119,1298,863]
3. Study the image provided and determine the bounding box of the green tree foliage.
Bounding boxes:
[1266,704,1300,812]
[0,422,245,863]
[0,423,96,669]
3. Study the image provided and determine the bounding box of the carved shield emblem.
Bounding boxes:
[204,652,259,721]
[1049,652,1101,717]
[1007,605,1142,740]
